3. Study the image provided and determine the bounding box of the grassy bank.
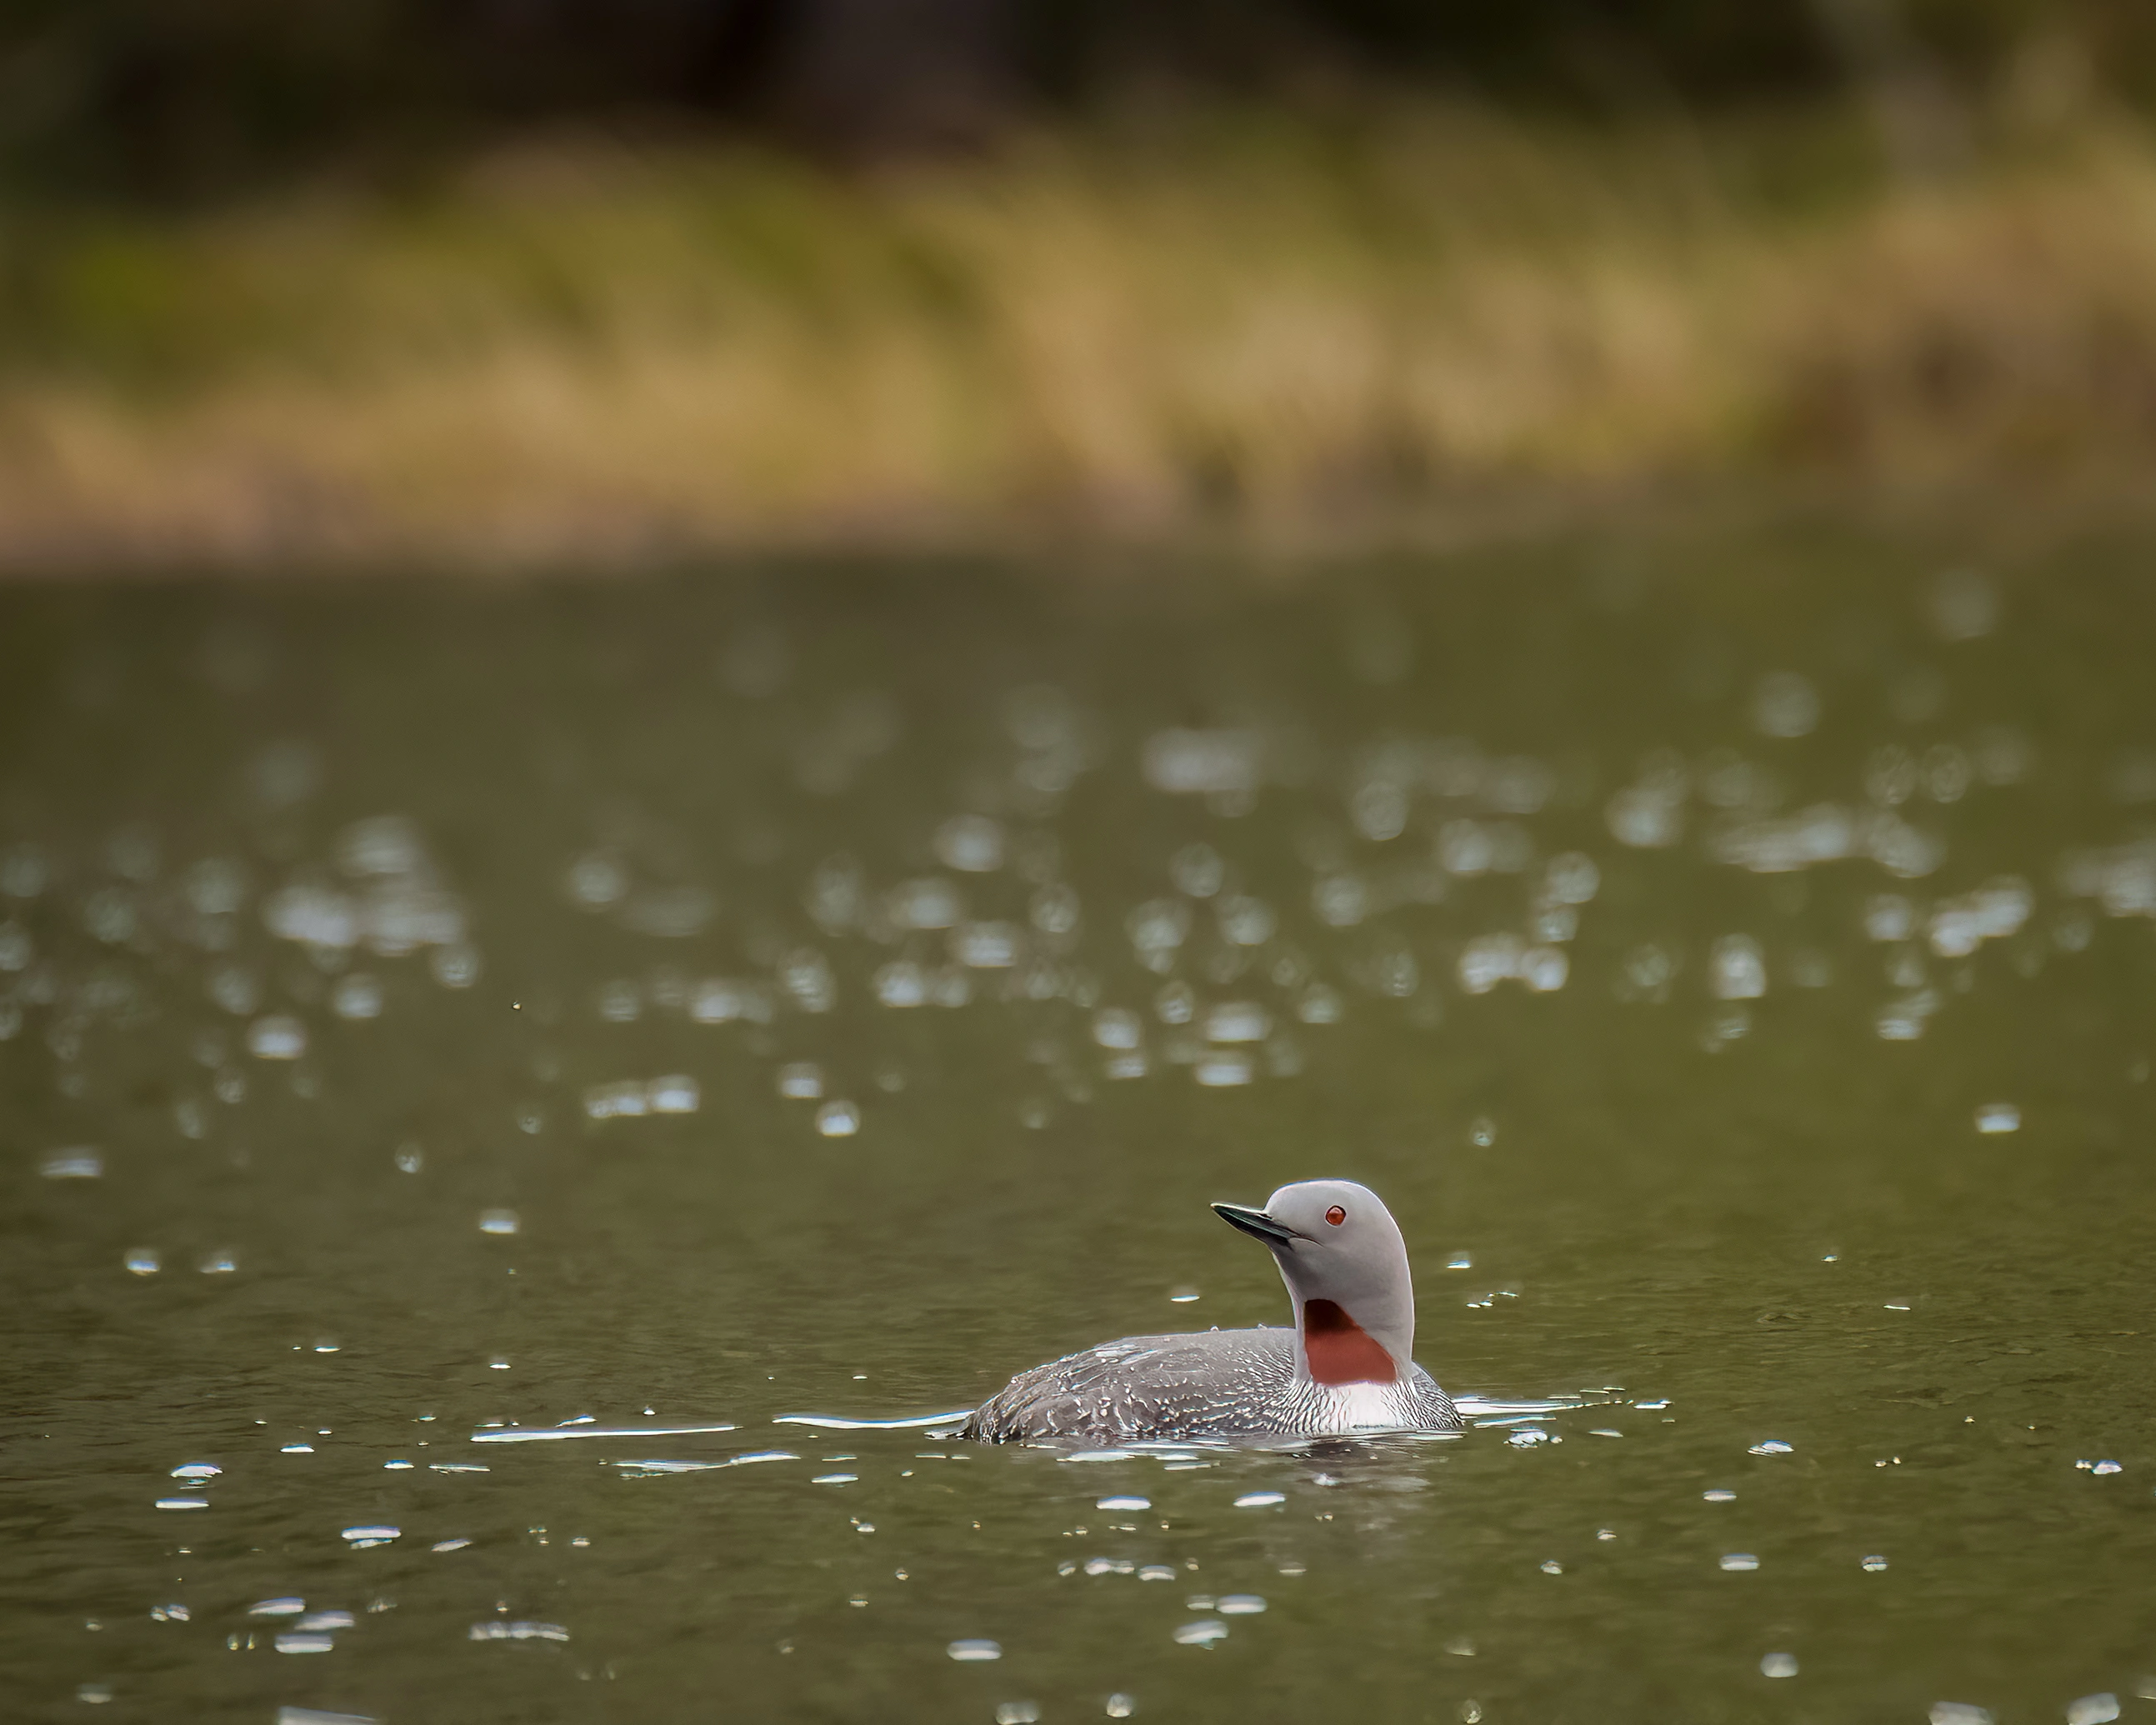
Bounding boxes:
[3,105,2155,568]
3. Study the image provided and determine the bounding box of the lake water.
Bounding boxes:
[3,534,2154,1725]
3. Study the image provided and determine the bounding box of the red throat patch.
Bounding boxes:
[1301,1298,1398,1386]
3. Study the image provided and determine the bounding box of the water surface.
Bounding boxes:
[3,536,2154,1724]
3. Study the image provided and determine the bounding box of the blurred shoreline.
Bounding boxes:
[3,105,2156,574]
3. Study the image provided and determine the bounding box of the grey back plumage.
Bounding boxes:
[963,1328,1460,1443]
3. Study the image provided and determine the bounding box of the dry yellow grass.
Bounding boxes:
[0,107,2153,567]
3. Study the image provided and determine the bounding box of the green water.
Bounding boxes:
[3,535,2153,1725]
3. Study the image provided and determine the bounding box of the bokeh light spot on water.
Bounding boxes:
[948,1640,1002,1662]
[1976,1102,2021,1133]
[1170,843,1224,898]
[1761,1652,1799,1678]
[1093,1008,1141,1050]
[1204,1001,1269,1043]
[1173,1619,1229,1648]
[248,1015,308,1059]
[1193,1051,1254,1087]
[953,921,1020,968]
[936,815,1006,874]
[468,1621,569,1642]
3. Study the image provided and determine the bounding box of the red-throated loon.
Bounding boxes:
[963,1179,1462,1443]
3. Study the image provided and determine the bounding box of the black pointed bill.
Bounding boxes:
[1212,1202,1306,1248]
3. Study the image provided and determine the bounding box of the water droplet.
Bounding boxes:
[1143,729,1261,797]
[766,1065,823,1108]
[1031,883,1081,935]
[1193,1051,1254,1088]
[247,1015,307,1060]
[935,815,1005,873]
[1203,1001,1270,1043]
[952,921,1020,968]
[1709,935,1767,1001]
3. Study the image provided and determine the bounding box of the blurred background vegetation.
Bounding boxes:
[1,0,2153,563]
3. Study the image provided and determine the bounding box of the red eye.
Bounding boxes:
[1325,1205,1346,1226]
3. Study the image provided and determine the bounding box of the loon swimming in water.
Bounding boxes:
[963,1179,1462,1444]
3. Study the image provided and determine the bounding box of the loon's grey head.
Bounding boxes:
[1212,1179,1413,1386]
